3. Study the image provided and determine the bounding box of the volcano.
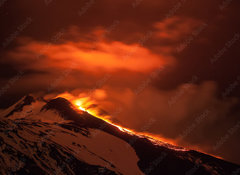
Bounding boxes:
[0,95,239,175]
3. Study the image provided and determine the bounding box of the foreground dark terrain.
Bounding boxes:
[0,96,239,175]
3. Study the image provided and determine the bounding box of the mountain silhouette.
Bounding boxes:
[0,96,239,175]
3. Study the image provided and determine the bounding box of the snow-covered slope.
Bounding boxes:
[0,96,239,175]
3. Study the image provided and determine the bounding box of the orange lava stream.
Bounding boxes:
[56,93,223,158]
[71,99,224,158]
[69,96,181,149]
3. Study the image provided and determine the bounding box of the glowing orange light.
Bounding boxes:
[56,93,181,149]
[56,93,222,158]
[74,99,87,111]
[67,95,181,150]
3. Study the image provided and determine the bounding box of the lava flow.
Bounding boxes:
[56,92,181,150]
[58,93,224,158]
[55,92,224,157]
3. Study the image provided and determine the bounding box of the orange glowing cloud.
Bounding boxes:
[8,37,173,73]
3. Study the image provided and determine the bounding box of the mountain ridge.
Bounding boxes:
[0,95,239,175]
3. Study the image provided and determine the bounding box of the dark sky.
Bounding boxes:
[0,0,240,164]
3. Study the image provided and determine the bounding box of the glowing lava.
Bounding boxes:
[56,92,180,148]
[74,99,88,112]
[55,92,225,158]
[73,97,133,133]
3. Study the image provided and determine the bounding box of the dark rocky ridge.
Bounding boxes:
[40,97,240,175]
[0,96,239,175]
